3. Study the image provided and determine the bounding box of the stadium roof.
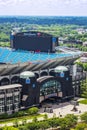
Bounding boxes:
[20,71,35,78]
[54,66,68,72]
[0,47,83,76]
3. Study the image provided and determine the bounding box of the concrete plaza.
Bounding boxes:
[40,100,87,118]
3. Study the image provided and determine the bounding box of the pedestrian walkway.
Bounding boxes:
[40,100,87,118]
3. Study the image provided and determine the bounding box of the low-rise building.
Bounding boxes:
[0,84,22,114]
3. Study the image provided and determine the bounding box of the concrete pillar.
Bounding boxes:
[73,64,77,76]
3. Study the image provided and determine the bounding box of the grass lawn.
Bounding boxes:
[0,114,44,125]
[79,99,87,104]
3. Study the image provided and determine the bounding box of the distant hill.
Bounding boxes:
[0,16,87,25]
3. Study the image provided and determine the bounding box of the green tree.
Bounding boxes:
[38,121,50,130]
[22,119,27,125]
[80,112,87,123]
[32,116,38,123]
[27,122,38,130]
[26,107,39,115]
[0,32,9,42]
[3,126,19,130]
[65,114,78,127]
[80,79,87,98]
[83,63,87,71]
[13,119,19,127]
[59,118,68,130]
[43,113,48,121]
[59,114,77,130]
[75,123,87,130]
[18,126,27,130]
[48,118,59,129]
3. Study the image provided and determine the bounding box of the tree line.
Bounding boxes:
[1,112,87,130]
[1,16,87,25]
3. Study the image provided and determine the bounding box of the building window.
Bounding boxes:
[0,90,4,95]
[40,80,61,96]
[0,106,5,113]
[0,98,4,106]
[14,103,19,109]
[14,88,19,92]
[7,97,13,104]
[7,105,13,111]
[6,89,13,94]
[14,95,19,103]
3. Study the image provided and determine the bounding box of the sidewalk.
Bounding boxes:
[40,101,87,118]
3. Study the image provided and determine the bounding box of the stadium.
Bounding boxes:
[0,47,81,76]
[0,31,85,115]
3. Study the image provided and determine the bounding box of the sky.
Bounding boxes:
[0,0,87,16]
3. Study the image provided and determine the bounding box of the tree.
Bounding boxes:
[18,125,27,130]
[43,113,48,121]
[65,114,78,127]
[59,114,77,130]
[75,62,83,69]
[18,126,27,130]
[27,122,38,130]
[74,123,87,130]
[38,121,50,130]
[26,107,39,115]
[13,119,19,127]
[32,116,38,123]
[80,112,87,123]
[48,118,59,129]
[22,119,27,125]
[59,118,68,130]
[3,126,19,130]
[80,79,87,98]
[83,63,87,71]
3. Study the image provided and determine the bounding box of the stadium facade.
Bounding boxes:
[0,31,85,115]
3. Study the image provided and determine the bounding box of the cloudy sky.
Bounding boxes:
[0,0,87,16]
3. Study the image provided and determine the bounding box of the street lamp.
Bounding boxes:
[73,86,76,100]
[71,86,78,112]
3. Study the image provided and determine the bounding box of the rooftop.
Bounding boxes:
[54,66,68,72]
[0,84,22,90]
[20,71,35,78]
